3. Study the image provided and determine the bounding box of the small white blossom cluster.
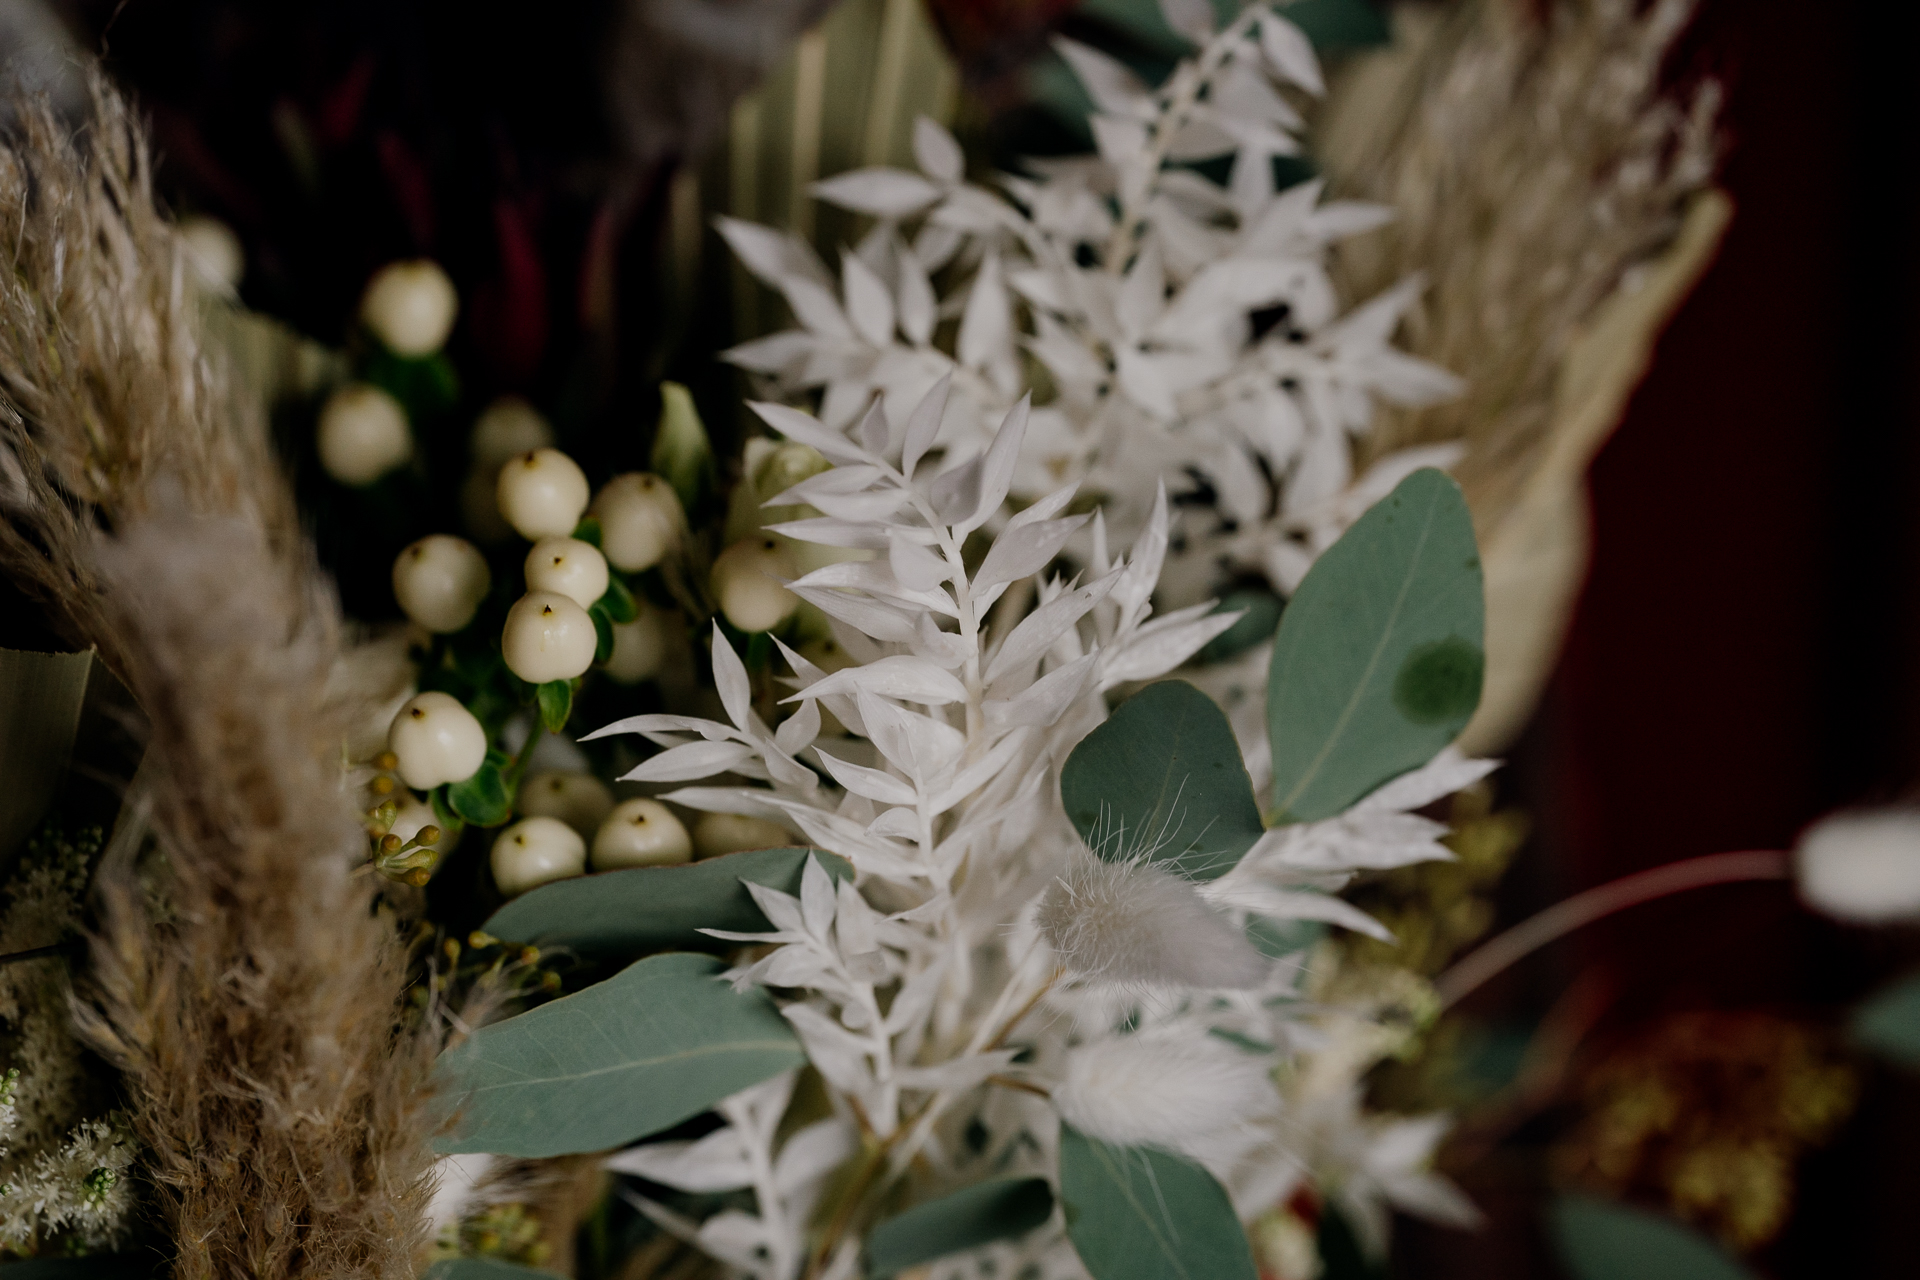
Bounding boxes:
[719,1,1459,607]
[587,383,1479,1277]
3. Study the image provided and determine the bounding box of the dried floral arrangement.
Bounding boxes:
[10,3,1907,1280]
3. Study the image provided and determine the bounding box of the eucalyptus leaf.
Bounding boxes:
[537,681,573,734]
[653,382,714,513]
[1851,972,1920,1067]
[423,1260,564,1280]
[436,952,803,1157]
[1057,1125,1257,1280]
[1267,468,1483,824]
[1548,1195,1757,1280]
[1061,680,1263,880]
[1196,589,1283,665]
[482,847,853,955]
[447,750,513,827]
[866,1177,1054,1276]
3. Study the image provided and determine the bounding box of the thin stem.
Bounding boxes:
[1433,850,1792,1009]
[0,942,72,968]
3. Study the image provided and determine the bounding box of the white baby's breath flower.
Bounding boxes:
[1795,808,1920,923]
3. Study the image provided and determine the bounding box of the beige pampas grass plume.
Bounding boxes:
[0,76,440,1276]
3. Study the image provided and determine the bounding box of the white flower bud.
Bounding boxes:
[710,537,798,633]
[491,816,587,897]
[523,537,608,610]
[692,812,792,859]
[592,472,683,572]
[497,448,590,540]
[388,692,488,790]
[317,383,411,486]
[392,535,491,632]
[517,770,615,836]
[603,601,672,684]
[360,259,458,356]
[593,799,693,870]
[469,397,554,471]
[1796,809,1920,924]
[179,215,244,295]
[501,590,596,684]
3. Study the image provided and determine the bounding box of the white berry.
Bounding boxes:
[361,259,458,357]
[469,397,554,471]
[387,692,488,790]
[497,448,590,540]
[491,816,587,897]
[317,383,411,486]
[392,535,491,632]
[692,812,792,859]
[179,215,244,295]
[523,537,609,610]
[593,799,693,870]
[517,770,615,836]
[389,792,459,855]
[604,602,672,684]
[711,537,799,633]
[592,472,683,572]
[501,590,596,683]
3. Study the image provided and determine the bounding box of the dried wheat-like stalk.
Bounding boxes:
[1316,0,1721,530]
[0,77,438,1278]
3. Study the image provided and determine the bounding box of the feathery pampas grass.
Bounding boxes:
[1316,0,1721,531]
[0,77,440,1277]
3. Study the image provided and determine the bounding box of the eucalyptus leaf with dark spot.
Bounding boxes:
[482,847,852,955]
[1061,680,1264,880]
[1267,469,1483,824]
[436,952,802,1157]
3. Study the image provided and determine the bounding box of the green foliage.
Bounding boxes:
[447,749,514,827]
[482,847,853,956]
[1851,972,1920,1067]
[653,382,714,513]
[1245,914,1324,958]
[361,346,459,417]
[1057,1125,1258,1280]
[1196,589,1284,665]
[1548,1195,1758,1280]
[1282,0,1392,50]
[590,607,615,664]
[866,1178,1054,1276]
[1266,469,1483,824]
[572,515,603,548]
[1061,680,1264,881]
[436,952,803,1158]
[598,577,639,624]
[536,681,573,734]
[423,1260,563,1280]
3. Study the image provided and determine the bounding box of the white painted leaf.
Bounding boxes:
[620,739,758,782]
[984,651,1098,729]
[956,252,1012,376]
[843,252,896,348]
[984,568,1121,687]
[787,584,920,643]
[605,1127,753,1191]
[748,401,871,464]
[1052,36,1150,116]
[773,698,821,756]
[709,622,752,732]
[890,530,951,590]
[812,168,944,218]
[962,395,1031,533]
[895,236,937,347]
[782,276,856,341]
[816,750,919,806]
[975,512,1089,589]
[723,330,814,374]
[913,116,964,184]
[901,373,951,477]
[798,655,968,706]
[1259,16,1324,95]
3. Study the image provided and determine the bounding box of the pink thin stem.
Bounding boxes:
[1434,850,1794,1010]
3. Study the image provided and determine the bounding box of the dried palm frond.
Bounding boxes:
[0,76,439,1278]
[1314,0,1726,749]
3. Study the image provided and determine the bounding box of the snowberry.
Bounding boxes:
[523,537,609,610]
[179,215,244,294]
[501,590,596,683]
[692,812,792,860]
[360,259,458,356]
[469,397,554,471]
[317,383,411,486]
[388,792,457,854]
[753,441,830,501]
[603,602,672,684]
[491,816,587,897]
[592,473,683,573]
[592,799,693,870]
[497,448,590,540]
[710,537,798,633]
[387,692,488,790]
[517,770,615,836]
[392,535,491,633]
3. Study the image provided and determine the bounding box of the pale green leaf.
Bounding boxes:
[1061,680,1263,881]
[482,847,851,956]
[1851,972,1920,1067]
[1548,1195,1758,1280]
[867,1177,1054,1276]
[652,382,714,513]
[1057,1125,1257,1280]
[1267,469,1483,824]
[436,952,802,1157]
